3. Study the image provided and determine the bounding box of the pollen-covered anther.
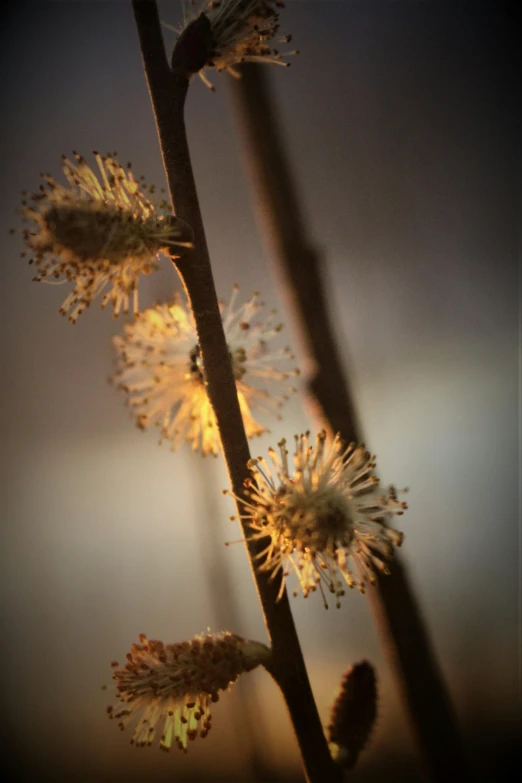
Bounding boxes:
[165,1,298,90]
[106,632,270,752]
[228,431,407,607]
[20,152,192,322]
[112,286,299,456]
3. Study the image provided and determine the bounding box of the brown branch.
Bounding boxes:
[190,453,275,783]
[228,62,472,782]
[131,3,342,781]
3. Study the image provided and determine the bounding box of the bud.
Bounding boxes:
[327,661,377,769]
[171,13,215,76]
[20,152,192,322]
[106,632,270,752]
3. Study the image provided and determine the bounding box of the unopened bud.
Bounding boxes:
[327,661,377,768]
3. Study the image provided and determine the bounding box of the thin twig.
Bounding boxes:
[229,62,471,782]
[190,453,275,783]
[131,3,342,781]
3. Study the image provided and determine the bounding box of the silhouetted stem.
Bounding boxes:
[190,454,274,783]
[229,63,471,782]
[131,3,342,781]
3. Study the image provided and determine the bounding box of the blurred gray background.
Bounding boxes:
[0,1,519,781]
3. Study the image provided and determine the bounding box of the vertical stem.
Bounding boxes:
[229,63,471,782]
[131,3,342,781]
[191,454,274,782]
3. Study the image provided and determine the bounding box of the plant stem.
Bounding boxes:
[191,454,274,783]
[131,3,342,781]
[229,63,471,782]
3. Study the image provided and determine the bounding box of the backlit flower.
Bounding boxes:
[165,0,298,90]
[228,431,407,607]
[112,286,299,456]
[20,152,192,323]
[106,632,270,752]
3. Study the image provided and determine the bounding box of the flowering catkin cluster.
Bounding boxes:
[227,431,407,607]
[16,0,413,767]
[107,632,269,752]
[166,0,298,90]
[112,286,299,456]
[20,152,191,322]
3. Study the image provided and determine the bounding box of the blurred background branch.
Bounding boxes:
[229,63,471,782]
